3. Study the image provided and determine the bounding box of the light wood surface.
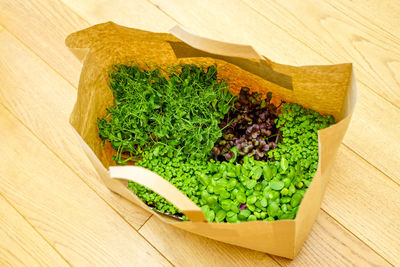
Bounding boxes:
[0,194,68,266]
[0,0,398,266]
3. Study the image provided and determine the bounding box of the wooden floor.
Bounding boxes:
[0,0,399,266]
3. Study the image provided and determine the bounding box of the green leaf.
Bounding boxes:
[291,192,303,207]
[207,195,218,207]
[219,191,230,200]
[263,165,272,181]
[247,195,257,204]
[221,199,233,211]
[226,214,238,223]
[270,181,284,191]
[252,167,263,180]
[205,210,215,222]
[260,198,268,207]
[247,215,257,221]
[237,191,247,203]
[238,209,251,220]
[280,157,288,172]
[245,180,257,190]
[215,210,227,222]
[267,202,281,218]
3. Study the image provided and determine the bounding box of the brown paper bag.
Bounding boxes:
[66,22,356,259]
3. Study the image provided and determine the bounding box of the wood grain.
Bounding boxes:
[0,105,170,266]
[0,0,88,86]
[274,211,390,266]
[148,0,400,184]
[60,0,176,32]
[325,0,400,40]
[0,29,151,229]
[140,211,389,267]
[0,0,399,265]
[244,0,400,108]
[322,146,400,265]
[0,194,69,267]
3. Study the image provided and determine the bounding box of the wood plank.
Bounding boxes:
[60,0,176,32]
[275,211,389,266]
[0,30,151,229]
[148,0,400,184]
[342,83,400,183]
[0,0,88,86]
[324,0,400,40]
[321,146,400,265]
[140,211,389,267]
[2,0,398,264]
[0,105,170,266]
[0,194,68,267]
[244,0,400,107]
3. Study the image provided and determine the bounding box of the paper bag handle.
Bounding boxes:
[168,25,293,90]
[169,25,263,60]
[109,166,207,222]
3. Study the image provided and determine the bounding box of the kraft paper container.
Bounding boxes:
[66,22,357,259]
